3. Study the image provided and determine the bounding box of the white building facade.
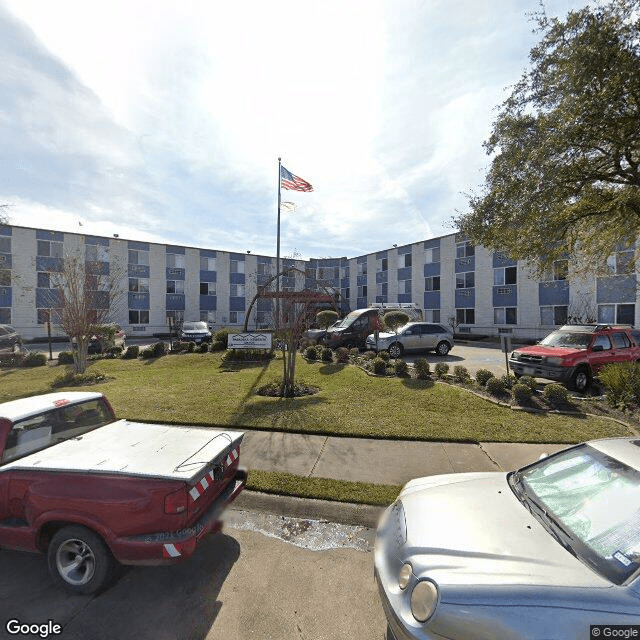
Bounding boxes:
[0,224,636,341]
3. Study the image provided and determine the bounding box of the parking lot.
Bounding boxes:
[0,512,385,640]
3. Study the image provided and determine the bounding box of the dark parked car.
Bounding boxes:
[0,324,22,353]
[179,321,212,344]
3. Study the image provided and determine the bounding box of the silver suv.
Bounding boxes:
[365,322,453,358]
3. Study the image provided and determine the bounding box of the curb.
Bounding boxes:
[233,490,385,529]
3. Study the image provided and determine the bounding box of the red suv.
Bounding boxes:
[509,324,640,392]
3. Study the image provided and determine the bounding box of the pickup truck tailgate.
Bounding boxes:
[1,419,244,483]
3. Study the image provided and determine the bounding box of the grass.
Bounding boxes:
[1,352,635,507]
[0,352,633,444]
[246,470,401,507]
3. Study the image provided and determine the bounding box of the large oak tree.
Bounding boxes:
[456,0,640,276]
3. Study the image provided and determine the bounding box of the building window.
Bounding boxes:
[231,284,245,297]
[167,253,185,269]
[378,257,388,272]
[229,311,241,324]
[425,276,440,291]
[166,310,184,326]
[399,280,411,294]
[456,272,475,289]
[424,247,440,264]
[86,244,108,262]
[398,253,412,268]
[376,282,388,297]
[230,260,245,274]
[456,241,474,258]
[37,271,52,288]
[598,303,635,325]
[494,266,517,286]
[128,249,149,266]
[166,280,184,294]
[553,260,568,281]
[129,278,149,293]
[1,270,12,286]
[358,285,367,298]
[456,308,475,324]
[200,256,216,271]
[540,305,568,326]
[0,308,10,324]
[37,309,51,325]
[257,263,271,276]
[37,240,63,258]
[129,309,149,324]
[200,282,216,295]
[256,311,270,326]
[200,311,216,325]
[607,250,634,275]
[0,237,10,253]
[494,307,517,325]
[357,262,368,276]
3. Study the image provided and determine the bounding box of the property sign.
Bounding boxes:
[228,332,273,349]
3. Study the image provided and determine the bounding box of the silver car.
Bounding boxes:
[365,322,453,358]
[375,438,640,640]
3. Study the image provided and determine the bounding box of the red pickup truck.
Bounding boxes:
[509,324,640,392]
[0,391,245,593]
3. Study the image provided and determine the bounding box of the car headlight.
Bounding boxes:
[411,579,438,623]
[510,351,521,361]
[546,356,563,365]
[399,563,412,590]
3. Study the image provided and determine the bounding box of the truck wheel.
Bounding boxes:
[47,525,116,594]
[571,367,591,393]
[435,341,450,356]
[388,343,403,359]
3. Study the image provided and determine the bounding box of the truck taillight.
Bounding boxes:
[164,487,188,514]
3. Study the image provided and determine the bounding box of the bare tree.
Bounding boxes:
[45,254,125,374]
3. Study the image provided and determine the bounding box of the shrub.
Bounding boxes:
[518,375,537,392]
[512,383,532,405]
[349,348,360,359]
[394,359,409,376]
[123,345,140,359]
[213,327,230,348]
[543,383,569,407]
[187,341,196,353]
[58,351,75,365]
[335,347,350,363]
[414,358,431,380]
[453,365,470,383]
[221,349,274,363]
[198,343,209,353]
[153,341,169,357]
[598,362,640,410]
[434,362,449,378]
[378,350,390,363]
[362,351,377,361]
[500,374,517,390]
[321,347,333,363]
[372,357,388,375]
[140,346,156,359]
[210,340,226,352]
[52,370,107,387]
[305,345,318,361]
[486,376,507,396]
[22,352,47,367]
[475,368,494,387]
[106,345,124,357]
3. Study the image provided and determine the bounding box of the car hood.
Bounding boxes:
[398,472,612,593]
[515,345,583,357]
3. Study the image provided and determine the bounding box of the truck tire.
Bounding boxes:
[571,367,591,393]
[47,525,116,594]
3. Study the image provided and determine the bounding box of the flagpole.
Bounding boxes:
[276,157,281,330]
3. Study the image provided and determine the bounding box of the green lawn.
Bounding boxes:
[0,352,632,444]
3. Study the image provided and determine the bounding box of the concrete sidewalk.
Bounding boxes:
[232,430,569,527]
[239,429,568,486]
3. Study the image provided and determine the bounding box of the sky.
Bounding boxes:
[0,0,588,260]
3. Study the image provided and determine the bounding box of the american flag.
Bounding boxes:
[280,165,313,192]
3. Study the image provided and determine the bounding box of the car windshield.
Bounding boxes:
[539,330,592,349]
[334,311,363,328]
[182,322,207,331]
[1,398,115,464]
[513,444,640,585]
